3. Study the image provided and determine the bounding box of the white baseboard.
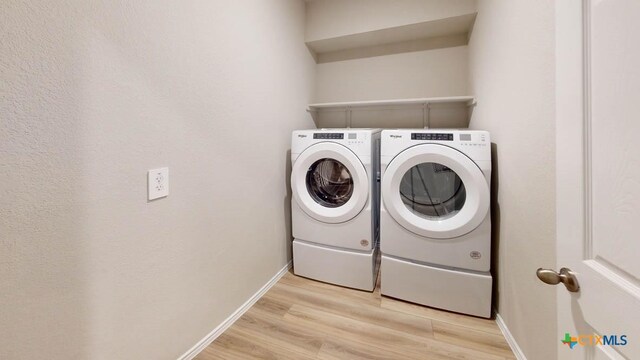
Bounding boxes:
[177,261,293,360]
[495,313,527,360]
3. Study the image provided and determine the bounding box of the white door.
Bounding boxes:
[554,1,640,359]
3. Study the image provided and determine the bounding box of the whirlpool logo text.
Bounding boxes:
[561,333,628,349]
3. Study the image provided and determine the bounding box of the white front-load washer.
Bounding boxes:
[380,129,492,317]
[291,129,380,291]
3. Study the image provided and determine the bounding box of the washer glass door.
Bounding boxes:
[292,142,369,224]
[306,158,354,208]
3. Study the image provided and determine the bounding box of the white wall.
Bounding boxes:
[315,46,469,103]
[305,0,477,41]
[307,0,474,111]
[468,1,557,359]
[0,1,315,359]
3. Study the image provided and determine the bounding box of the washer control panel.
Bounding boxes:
[308,131,367,146]
[347,132,366,145]
[314,133,344,139]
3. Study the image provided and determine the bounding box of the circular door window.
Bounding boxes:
[291,142,369,224]
[400,162,466,220]
[381,144,490,239]
[306,158,354,208]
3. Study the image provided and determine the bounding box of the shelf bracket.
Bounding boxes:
[422,103,431,129]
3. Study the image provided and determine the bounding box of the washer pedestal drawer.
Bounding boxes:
[381,255,492,318]
[293,240,378,291]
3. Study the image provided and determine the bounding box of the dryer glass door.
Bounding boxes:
[382,144,489,239]
[400,163,466,221]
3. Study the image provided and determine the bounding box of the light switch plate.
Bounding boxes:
[148,167,169,200]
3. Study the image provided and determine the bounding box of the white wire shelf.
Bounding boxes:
[308,96,476,111]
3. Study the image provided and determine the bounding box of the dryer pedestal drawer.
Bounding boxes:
[381,255,492,318]
[293,240,378,291]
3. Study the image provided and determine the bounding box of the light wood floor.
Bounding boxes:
[195,270,515,360]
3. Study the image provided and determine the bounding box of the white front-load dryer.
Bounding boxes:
[380,129,492,317]
[291,129,380,291]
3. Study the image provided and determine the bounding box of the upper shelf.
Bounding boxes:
[306,13,477,63]
[308,96,476,111]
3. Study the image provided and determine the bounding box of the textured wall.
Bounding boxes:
[0,1,315,359]
[307,0,474,105]
[468,1,557,359]
[315,46,469,103]
[305,0,477,41]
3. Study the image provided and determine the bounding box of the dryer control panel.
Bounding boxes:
[411,133,453,141]
[409,131,488,147]
[381,130,491,162]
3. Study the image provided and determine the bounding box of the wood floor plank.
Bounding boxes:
[317,336,432,360]
[197,272,515,360]
[278,271,381,307]
[284,303,435,359]
[381,295,502,335]
[198,329,314,360]
[285,303,505,360]
[251,295,291,318]
[232,308,325,357]
[267,282,433,338]
[419,337,508,360]
[432,320,515,358]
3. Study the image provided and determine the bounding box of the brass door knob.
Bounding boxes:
[536,267,580,292]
